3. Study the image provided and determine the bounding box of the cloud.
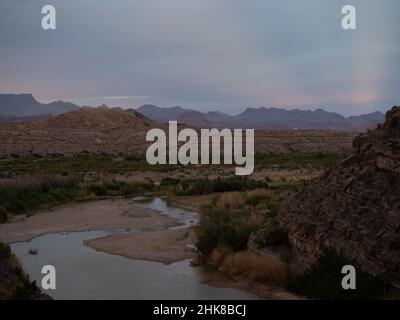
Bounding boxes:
[0,0,398,115]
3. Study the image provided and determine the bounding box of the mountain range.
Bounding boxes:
[0,94,79,121]
[0,94,385,130]
[137,105,385,131]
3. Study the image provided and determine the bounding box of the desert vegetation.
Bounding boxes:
[194,187,295,287]
[0,177,156,223]
[194,187,389,299]
[162,177,271,196]
[0,152,344,176]
[0,242,49,299]
[287,248,387,300]
[0,154,180,175]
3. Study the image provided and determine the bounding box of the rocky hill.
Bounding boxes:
[277,106,400,287]
[0,108,157,157]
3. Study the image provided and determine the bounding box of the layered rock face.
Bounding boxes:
[278,106,400,286]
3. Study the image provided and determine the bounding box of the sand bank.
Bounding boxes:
[0,199,180,243]
[85,228,195,264]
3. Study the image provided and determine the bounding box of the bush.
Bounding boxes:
[172,177,269,196]
[0,242,11,259]
[245,188,271,206]
[87,184,108,196]
[87,180,155,197]
[160,177,180,186]
[288,248,386,300]
[0,206,8,223]
[215,192,245,210]
[196,203,267,256]
[219,251,292,283]
[0,180,80,215]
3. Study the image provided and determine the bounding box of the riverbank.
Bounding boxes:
[0,242,50,300]
[0,199,180,244]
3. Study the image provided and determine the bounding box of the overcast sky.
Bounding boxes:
[0,0,399,115]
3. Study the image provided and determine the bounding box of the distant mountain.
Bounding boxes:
[137,104,385,131]
[0,94,385,130]
[136,105,192,123]
[0,94,80,118]
[347,111,385,130]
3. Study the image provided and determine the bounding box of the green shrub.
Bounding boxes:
[87,180,155,197]
[288,248,386,300]
[87,184,108,196]
[0,206,8,223]
[0,242,11,259]
[172,177,269,196]
[0,180,80,215]
[160,177,180,186]
[196,204,265,256]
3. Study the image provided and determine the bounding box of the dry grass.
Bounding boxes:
[210,246,233,266]
[246,188,271,201]
[215,192,245,210]
[233,211,268,232]
[215,249,292,284]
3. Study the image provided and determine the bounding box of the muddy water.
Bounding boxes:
[11,198,259,300]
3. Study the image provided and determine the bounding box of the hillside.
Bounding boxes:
[0,107,357,158]
[277,106,400,287]
[0,108,158,157]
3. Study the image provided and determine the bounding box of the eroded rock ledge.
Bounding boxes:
[277,106,400,287]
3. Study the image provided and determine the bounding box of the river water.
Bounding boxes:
[10,198,259,300]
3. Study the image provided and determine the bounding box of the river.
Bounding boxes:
[10,198,259,300]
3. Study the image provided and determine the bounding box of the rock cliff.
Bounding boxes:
[278,106,400,286]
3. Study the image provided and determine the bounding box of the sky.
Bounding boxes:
[0,0,399,116]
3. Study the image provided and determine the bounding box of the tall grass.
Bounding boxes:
[220,251,292,283]
[210,247,292,284]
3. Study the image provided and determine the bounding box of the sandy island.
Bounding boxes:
[85,228,196,264]
[0,199,198,264]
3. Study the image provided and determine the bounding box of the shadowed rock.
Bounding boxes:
[278,106,400,287]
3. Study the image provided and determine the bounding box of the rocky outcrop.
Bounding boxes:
[278,106,400,286]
